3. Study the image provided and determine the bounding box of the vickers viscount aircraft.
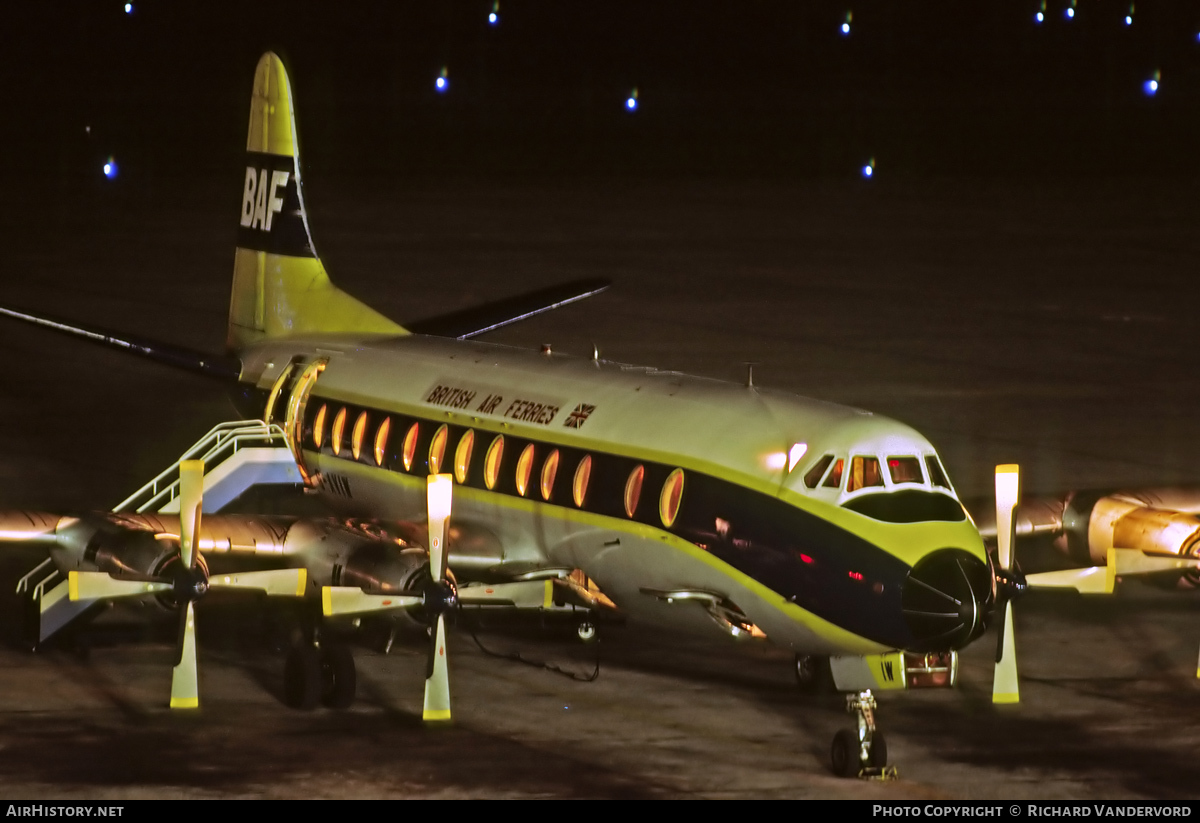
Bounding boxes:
[0,52,1157,778]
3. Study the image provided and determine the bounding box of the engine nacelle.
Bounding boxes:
[1058,491,1200,583]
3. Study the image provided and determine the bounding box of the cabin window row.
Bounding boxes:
[306,401,686,529]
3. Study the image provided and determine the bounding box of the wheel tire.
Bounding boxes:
[794,654,832,694]
[831,728,861,778]
[868,730,888,769]
[320,644,357,709]
[284,646,321,710]
[576,622,597,643]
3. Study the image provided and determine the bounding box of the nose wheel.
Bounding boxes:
[830,690,896,779]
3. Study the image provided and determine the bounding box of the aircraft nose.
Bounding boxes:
[901,549,992,652]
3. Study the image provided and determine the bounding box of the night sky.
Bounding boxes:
[5,0,1200,190]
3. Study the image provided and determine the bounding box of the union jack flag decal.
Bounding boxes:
[564,403,596,428]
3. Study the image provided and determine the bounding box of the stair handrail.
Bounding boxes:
[113,419,290,513]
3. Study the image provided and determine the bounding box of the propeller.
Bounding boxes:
[991,464,1022,704]
[320,473,457,723]
[423,473,454,722]
[68,459,307,708]
[989,464,1200,703]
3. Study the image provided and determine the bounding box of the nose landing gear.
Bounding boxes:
[830,690,896,779]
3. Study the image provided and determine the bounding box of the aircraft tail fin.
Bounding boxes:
[228,52,406,351]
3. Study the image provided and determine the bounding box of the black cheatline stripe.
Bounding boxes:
[296,392,923,649]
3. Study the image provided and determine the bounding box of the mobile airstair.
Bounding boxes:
[15,419,303,647]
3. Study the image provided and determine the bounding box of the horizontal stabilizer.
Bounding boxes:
[0,304,240,381]
[405,278,610,339]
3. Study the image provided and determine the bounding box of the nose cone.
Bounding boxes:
[902,549,992,652]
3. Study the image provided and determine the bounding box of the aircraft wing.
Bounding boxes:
[404,278,610,339]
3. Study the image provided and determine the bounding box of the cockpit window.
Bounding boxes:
[822,458,845,489]
[847,456,884,492]
[926,456,952,489]
[803,454,834,488]
[887,456,923,485]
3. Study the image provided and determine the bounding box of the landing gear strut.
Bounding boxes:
[830,689,895,779]
[284,642,357,710]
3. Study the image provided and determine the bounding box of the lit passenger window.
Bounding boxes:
[541,449,560,500]
[374,417,390,467]
[331,408,347,456]
[823,458,845,489]
[847,456,884,492]
[351,411,368,460]
[402,423,419,471]
[429,424,448,474]
[887,456,923,485]
[455,430,474,483]
[573,455,592,507]
[516,444,535,497]
[624,465,644,517]
[660,468,685,527]
[484,436,504,490]
[926,456,952,489]
[312,404,327,448]
[804,454,834,488]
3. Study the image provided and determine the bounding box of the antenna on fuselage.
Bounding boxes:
[745,362,757,388]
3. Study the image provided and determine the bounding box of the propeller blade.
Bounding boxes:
[992,599,1019,704]
[422,613,451,722]
[321,586,421,617]
[178,460,204,570]
[68,571,170,601]
[423,474,454,723]
[169,601,199,709]
[994,464,1020,572]
[210,568,308,597]
[427,473,452,584]
[1110,547,1200,576]
[1025,564,1114,594]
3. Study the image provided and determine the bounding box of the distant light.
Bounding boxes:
[436,77,447,91]
[1124,15,1132,25]
[124,3,132,12]
[103,157,117,179]
[1035,11,1043,23]
[862,165,873,178]
[436,67,449,93]
[841,22,850,35]
[488,12,497,24]
[626,87,638,112]
[1065,7,1074,18]
[1144,78,1158,96]
[841,10,852,36]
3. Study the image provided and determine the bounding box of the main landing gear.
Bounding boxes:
[830,690,895,780]
[284,641,356,710]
